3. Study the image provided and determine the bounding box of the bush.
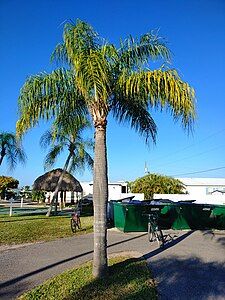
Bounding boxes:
[130,173,186,199]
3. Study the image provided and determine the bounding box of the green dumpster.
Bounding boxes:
[113,202,165,232]
[170,204,214,230]
[212,205,225,229]
[113,201,225,232]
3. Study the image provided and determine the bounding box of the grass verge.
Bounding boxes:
[0,214,93,246]
[18,256,157,300]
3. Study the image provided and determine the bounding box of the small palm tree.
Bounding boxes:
[17,20,195,277]
[41,115,93,216]
[0,132,26,169]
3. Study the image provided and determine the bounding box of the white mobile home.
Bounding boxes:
[81,181,144,201]
[154,178,225,205]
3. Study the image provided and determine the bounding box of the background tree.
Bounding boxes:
[0,176,19,199]
[130,173,186,199]
[17,20,195,277]
[40,115,93,216]
[20,185,32,199]
[31,190,46,203]
[0,132,26,169]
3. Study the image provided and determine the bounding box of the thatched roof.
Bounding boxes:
[33,168,83,192]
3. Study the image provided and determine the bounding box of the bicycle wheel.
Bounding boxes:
[155,229,165,248]
[71,218,77,233]
[148,223,154,242]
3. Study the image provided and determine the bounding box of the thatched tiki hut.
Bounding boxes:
[33,168,83,207]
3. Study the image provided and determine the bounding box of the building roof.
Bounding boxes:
[88,181,127,186]
[33,168,83,192]
[176,178,225,186]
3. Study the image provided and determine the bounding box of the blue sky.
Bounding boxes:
[0,0,225,187]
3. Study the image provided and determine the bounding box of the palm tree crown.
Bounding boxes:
[17,20,195,139]
[40,115,93,173]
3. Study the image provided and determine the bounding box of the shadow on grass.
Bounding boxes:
[148,256,225,299]
[0,217,50,223]
[67,257,157,300]
[0,215,71,223]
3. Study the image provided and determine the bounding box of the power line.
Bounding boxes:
[152,128,225,162]
[170,166,225,177]
[154,144,225,169]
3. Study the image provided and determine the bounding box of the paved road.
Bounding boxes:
[0,229,225,299]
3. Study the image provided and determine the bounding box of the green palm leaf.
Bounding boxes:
[17,68,87,137]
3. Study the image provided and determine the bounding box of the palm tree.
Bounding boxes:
[0,132,26,169]
[16,20,195,277]
[40,115,93,216]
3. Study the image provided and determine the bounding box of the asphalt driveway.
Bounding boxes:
[0,229,225,299]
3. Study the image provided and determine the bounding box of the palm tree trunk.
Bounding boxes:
[46,152,73,217]
[0,147,6,165]
[93,123,108,278]
[0,155,4,165]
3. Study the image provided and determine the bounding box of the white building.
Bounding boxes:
[154,178,225,205]
[177,178,225,196]
[81,181,144,201]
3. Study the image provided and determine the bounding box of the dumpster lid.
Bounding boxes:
[113,196,135,202]
[178,200,196,204]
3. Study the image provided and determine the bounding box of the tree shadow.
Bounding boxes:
[143,231,194,259]
[67,257,157,300]
[0,231,195,299]
[0,217,50,223]
[148,256,225,299]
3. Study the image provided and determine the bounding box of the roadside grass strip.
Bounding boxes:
[18,256,157,300]
[0,215,93,245]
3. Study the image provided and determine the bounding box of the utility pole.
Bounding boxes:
[144,162,149,174]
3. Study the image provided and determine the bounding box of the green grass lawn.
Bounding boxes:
[0,214,93,246]
[18,256,157,300]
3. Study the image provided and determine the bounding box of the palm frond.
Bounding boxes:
[53,114,92,138]
[63,19,99,59]
[44,144,64,170]
[111,95,157,143]
[16,68,87,137]
[75,50,111,104]
[0,132,26,170]
[40,130,54,149]
[68,147,93,174]
[118,31,171,70]
[117,69,195,130]
[51,43,68,65]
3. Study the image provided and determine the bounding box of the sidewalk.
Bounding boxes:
[0,229,225,299]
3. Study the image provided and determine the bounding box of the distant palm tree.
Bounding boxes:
[41,115,93,216]
[0,132,26,169]
[17,20,195,277]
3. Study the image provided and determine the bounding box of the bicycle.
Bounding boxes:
[71,210,81,233]
[146,212,165,248]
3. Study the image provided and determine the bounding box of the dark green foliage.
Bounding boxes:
[130,173,186,199]
[31,190,46,202]
[0,176,19,198]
